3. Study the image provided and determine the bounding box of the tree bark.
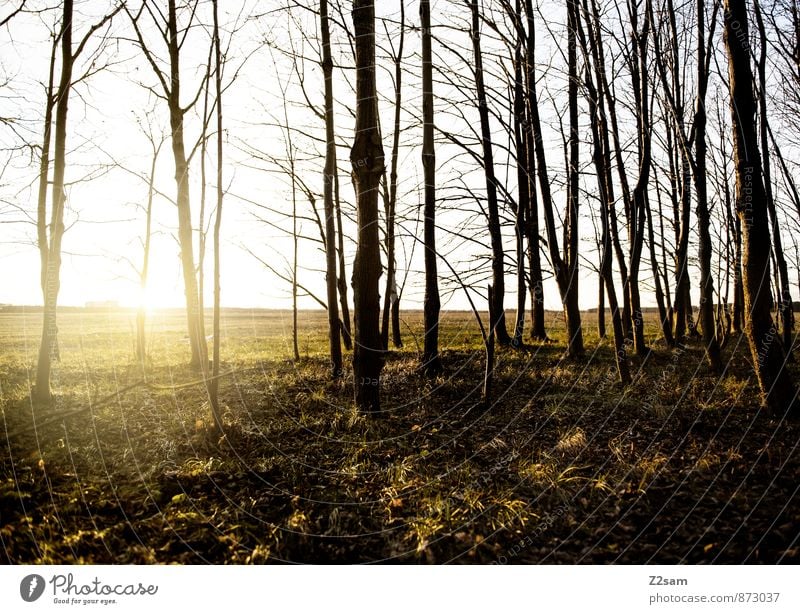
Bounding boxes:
[380,1,404,351]
[524,0,546,340]
[321,0,343,377]
[579,0,629,383]
[207,0,223,434]
[511,0,527,347]
[420,0,442,376]
[754,0,793,356]
[351,0,384,413]
[723,0,797,412]
[693,0,722,372]
[526,0,583,357]
[34,0,73,403]
[164,0,206,369]
[469,0,510,346]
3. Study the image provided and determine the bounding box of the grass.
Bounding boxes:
[0,306,798,563]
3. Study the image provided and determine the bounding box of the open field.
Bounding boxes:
[1,307,799,563]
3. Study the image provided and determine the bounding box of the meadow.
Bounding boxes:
[0,307,798,563]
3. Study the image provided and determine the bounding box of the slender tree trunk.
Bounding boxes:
[37,36,57,300]
[512,0,526,347]
[137,142,159,369]
[469,0,510,346]
[723,0,797,412]
[207,0,223,435]
[321,0,343,377]
[34,0,73,403]
[291,148,300,362]
[588,0,632,341]
[420,0,441,376]
[527,0,582,357]
[693,0,722,371]
[524,0,546,340]
[334,170,353,350]
[381,0,405,351]
[579,0,629,383]
[646,192,672,347]
[754,0,793,356]
[351,0,384,413]
[166,0,206,369]
[562,0,584,358]
[625,0,651,358]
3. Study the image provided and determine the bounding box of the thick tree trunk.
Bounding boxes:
[723,0,797,412]
[320,0,343,378]
[420,0,441,376]
[34,0,73,403]
[469,0,510,346]
[351,0,384,413]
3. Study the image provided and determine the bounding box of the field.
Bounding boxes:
[1,307,798,563]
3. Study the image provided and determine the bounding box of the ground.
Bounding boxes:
[0,307,798,563]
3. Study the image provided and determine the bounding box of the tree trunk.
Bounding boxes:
[625,0,651,358]
[166,0,206,369]
[321,0,343,378]
[723,0,797,412]
[527,0,582,357]
[579,1,629,383]
[562,0,584,358]
[351,0,384,413]
[137,141,159,369]
[754,0,793,356]
[34,0,73,403]
[512,0,526,347]
[524,0,546,341]
[420,0,442,376]
[694,0,721,372]
[380,0,404,351]
[469,0,510,346]
[646,192,673,347]
[207,0,224,435]
[334,166,353,350]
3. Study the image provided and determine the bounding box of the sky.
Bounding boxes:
[1,0,797,316]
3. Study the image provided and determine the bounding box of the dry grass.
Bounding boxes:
[0,307,798,563]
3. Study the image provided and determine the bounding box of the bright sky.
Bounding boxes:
[1,0,796,316]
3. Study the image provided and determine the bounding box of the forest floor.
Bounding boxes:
[1,307,799,564]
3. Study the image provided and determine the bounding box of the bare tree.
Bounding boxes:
[468,0,511,346]
[320,0,344,377]
[351,0,384,413]
[526,0,583,358]
[206,0,224,435]
[34,1,120,402]
[127,0,208,369]
[723,0,797,412]
[421,0,442,376]
[380,1,405,351]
